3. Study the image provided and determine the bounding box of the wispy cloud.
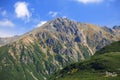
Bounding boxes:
[76,0,103,4]
[0,19,15,27]
[36,21,47,27]
[0,31,14,37]
[14,2,31,21]
[62,16,68,18]
[49,11,59,17]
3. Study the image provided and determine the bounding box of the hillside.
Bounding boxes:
[51,41,120,80]
[96,41,120,54]
[0,18,120,80]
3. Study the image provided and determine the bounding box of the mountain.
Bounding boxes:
[0,18,120,80]
[0,36,19,47]
[50,41,120,80]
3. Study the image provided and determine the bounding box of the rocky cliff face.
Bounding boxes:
[0,18,120,80]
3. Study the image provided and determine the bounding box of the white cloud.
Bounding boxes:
[14,2,31,21]
[49,11,58,17]
[76,0,103,4]
[0,19,15,27]
[36,21,47,27]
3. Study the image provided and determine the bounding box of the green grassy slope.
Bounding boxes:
[0,45,44,80]
[50,41,120,80]
[0,41,91,80]
[95,41,120,54]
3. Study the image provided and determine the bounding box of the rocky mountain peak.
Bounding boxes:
[42,17,78,29]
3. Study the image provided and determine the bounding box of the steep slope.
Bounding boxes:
[0,18,120,80]
[51,41,120,80]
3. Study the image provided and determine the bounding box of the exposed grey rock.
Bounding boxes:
[113,25,120,30]
[46,38,56,47]
[102,26,114,34]
[74,36,82,42]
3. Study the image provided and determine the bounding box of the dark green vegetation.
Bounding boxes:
[96,41,120,55]
[0,45,45,80]
[50,41,120,80]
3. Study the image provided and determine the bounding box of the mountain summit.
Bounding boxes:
[0,18,120,80]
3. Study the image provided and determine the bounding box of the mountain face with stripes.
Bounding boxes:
[0,18,120,80]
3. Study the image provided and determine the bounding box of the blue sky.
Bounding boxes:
[0,0,120,37]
